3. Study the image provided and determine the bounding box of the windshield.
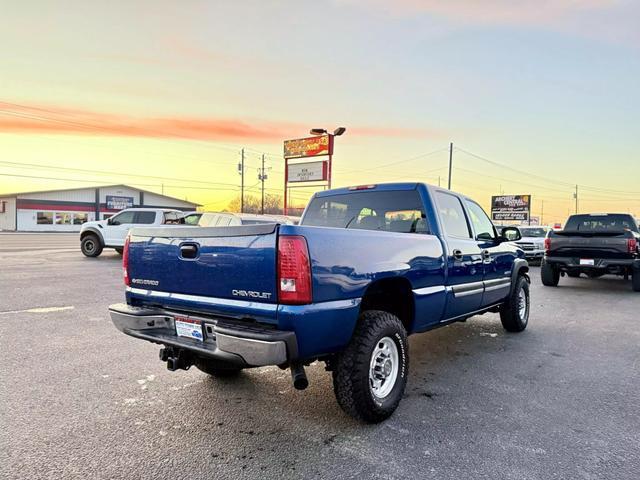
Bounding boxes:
[564,214,638,233]
[519,227,548,237]
[302,190,429,234]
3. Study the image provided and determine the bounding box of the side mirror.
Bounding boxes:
[500,226,521,242]
[476,232,494,241]
[107,218,113,225]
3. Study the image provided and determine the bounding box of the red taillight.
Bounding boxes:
[544,237,551,254]
[628,238,638,254]
[348,184,376,190]
[277,235,312,305]
[123,235,131,286]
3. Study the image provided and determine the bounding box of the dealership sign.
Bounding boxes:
[284,135,333,159]
[287,161,328,183]
[491,195,531,222]
[106,195,134,210]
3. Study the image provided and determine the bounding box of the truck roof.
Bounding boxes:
[314,182,421,198]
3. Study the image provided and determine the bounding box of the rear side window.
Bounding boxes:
[301,190,429,234]
[435,192,471,238]
[134,211,157,224]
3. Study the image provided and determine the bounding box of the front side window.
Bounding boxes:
[466,201,496,240]
[435,192,471,238]
[110,211,135,225]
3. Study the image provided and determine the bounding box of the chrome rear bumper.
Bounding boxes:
[109,303,297,367]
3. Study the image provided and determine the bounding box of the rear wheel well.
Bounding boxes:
[359,278,414,333]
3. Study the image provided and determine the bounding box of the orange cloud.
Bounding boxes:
[0,101,437,141]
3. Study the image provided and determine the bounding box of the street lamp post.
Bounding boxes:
[309,127,346,190]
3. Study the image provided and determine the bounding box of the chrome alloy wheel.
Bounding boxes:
[369,337,399,399]
[518,287,529,321]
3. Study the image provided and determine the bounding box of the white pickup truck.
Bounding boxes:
[80,208,183,257]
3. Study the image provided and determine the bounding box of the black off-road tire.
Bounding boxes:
[540,260,560,287]
[81,234,103,257]
[195,358,243,377]
[499,275,530,332]
[632,267,640,292]
[332,310,409,423]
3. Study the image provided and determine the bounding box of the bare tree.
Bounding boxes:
[225,194,284,214]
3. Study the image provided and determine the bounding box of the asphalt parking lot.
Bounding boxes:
[1,233,639,480]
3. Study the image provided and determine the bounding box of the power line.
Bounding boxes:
[455,146,640,195]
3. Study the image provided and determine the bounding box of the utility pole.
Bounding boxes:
[258,153,268,214]
[238,148,245,213]
[574,184,579,214]
[447,142,453,190]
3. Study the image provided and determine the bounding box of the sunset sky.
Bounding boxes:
[1,0,639,222]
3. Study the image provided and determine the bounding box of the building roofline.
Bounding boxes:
[0,184,201,207]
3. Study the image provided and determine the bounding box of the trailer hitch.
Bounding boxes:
[159,347,193,371]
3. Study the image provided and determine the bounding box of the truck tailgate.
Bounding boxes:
[126,224,278,302]
[550,232,632,259]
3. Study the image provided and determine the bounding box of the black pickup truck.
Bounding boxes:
[541,213,640,291]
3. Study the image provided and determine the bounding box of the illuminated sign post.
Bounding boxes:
[283,134,335,215]
[491,195,531,223]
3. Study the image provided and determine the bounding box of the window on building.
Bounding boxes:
[435,192,471,238]
[134,211,157,224]
[73,213,89,225]
[37,212,53,225]
[55,213,72,225]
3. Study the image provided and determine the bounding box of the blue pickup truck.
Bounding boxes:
[109,183,530,422]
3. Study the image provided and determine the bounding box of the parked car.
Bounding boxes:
[80,208,183,257]
[514,226,551,264]
[109,183,529,422]
[541,213,640,291]
[197,212,297,227]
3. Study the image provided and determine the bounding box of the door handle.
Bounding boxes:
[452,249,463,261]
[180,243,199,259]
[482,249,491,259]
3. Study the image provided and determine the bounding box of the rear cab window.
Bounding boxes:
[564,214,639,233]
[301,190,429,234]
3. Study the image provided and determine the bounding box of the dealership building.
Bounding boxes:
[0,184,200,232]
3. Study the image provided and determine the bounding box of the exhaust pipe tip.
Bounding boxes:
[290,362,308,390]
